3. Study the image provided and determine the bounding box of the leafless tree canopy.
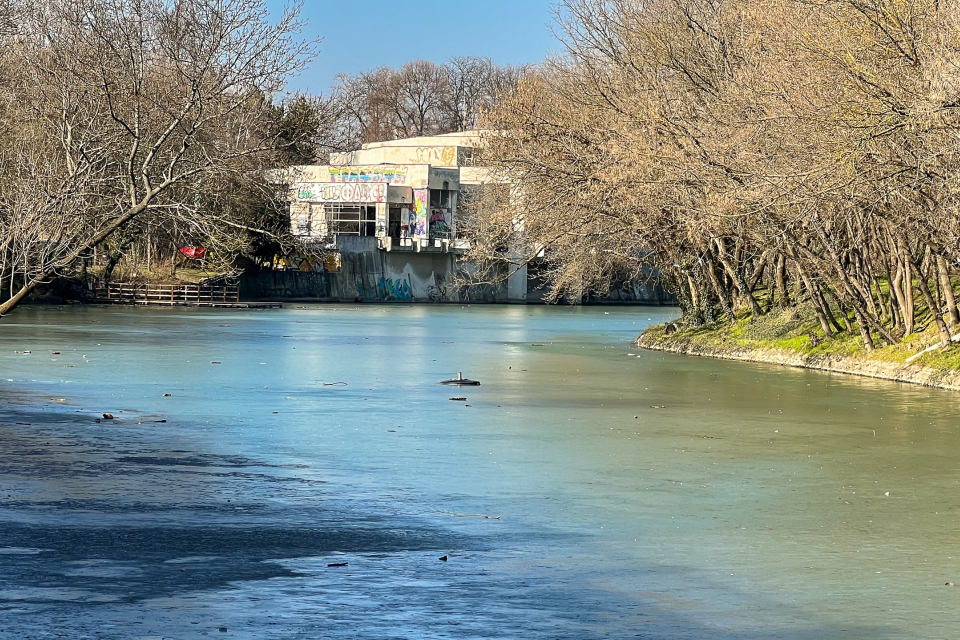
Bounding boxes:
[0,0,314,314]
[466,0,960,350]
[326,58,527,154]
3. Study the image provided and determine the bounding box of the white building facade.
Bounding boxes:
[286,132,487,254]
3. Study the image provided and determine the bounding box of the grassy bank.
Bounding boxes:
[90,265,229,285]
[638,302,960,390]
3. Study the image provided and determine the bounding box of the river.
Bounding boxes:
[0,304,958,639]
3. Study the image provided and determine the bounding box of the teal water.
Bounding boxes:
[1,304,959,638]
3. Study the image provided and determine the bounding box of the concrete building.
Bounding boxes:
[254,132,670,305]
[269,132,514,302]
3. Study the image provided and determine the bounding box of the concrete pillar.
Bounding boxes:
[507,263,528,303]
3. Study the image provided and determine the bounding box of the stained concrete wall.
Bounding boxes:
[238,270,336,301]
[330,146,468,168]
[336,237,456,302]
[240,237,673,305]
[241,238,462,303]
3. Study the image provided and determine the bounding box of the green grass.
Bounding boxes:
[644,298,960,372]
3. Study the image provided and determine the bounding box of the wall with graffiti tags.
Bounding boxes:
[294,182,387,203]
[280,164,430,188]
[239,237,673,305]
[411,189,429,239]
[241,237,515,303]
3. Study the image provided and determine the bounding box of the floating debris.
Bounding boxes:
[323,382,348,387]
[328,562,348,568]
[450,397,467,402]
[440,372,480,386]
[102,413,115,420]
[439,510,501,520]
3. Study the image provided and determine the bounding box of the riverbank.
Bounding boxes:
[637,303,960,391]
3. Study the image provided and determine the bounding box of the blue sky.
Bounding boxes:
[267,0,560,94]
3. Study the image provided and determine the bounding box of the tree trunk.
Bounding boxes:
[686,273,703,322]
[912,257,952,348]
[747,250,770,292]
[796,264,833,337]
[703,257,733,319]
[936,255,959,330]
[882,228,915,338]
[776,253,791,307]
[103,247,129,283]
[821,285,849,333]
[714,239,764,317]
[853,306,875,352]
[891,263,912,335]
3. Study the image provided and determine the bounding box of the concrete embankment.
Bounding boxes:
[637,326,960,392]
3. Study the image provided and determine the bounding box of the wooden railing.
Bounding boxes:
[94,283,239,305]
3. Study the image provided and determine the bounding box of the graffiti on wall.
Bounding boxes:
[412,189,429,238]
[429,209,451,238]
[274,252,341,273]
[329,166,409,184]
[296,182,386,203]
[415,146,457,166]
[427,273,448,301]
[378,276,412,301]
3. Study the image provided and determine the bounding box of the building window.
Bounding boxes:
[430,189,451,209]
[325,204,377,237]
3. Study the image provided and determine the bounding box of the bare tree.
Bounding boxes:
[0,0,315,315]
[468,0,960,353]
[327,57,526,145]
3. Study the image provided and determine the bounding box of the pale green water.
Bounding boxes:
[0,304,958,638]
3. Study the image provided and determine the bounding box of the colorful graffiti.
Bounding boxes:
[296,182,386,203]
[429,209,451,238]
[412,189,429,238]
[378,276,412,301]
[273,252,341,273]
[329,166,409,184]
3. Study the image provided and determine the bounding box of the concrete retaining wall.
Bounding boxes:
[241,237,673,304]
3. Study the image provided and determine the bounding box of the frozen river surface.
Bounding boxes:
[1,304,960,639]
